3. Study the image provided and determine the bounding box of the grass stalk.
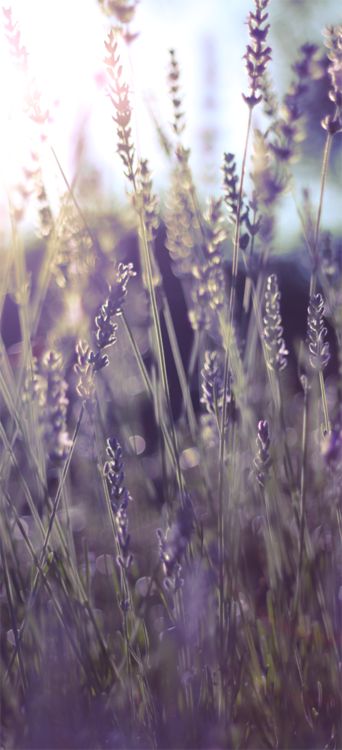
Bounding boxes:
[4,405,84,679]
[0,537,27,692]
[217,107,253,683]
[310,132,333,296]
[319,369,331,435]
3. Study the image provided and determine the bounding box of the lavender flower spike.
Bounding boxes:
[243,0,272,109]
[307,293,330,371]
[104,437,133,571]
[254,420,271,487]
[263,274,288,372]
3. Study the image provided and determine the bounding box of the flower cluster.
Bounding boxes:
[3,6,28,72]
[98,0,137,25]
[92,299,118,365]
[136,159,159,243]
[104,437,133,571]
[157,495,193,593]
[54,195,93,288]
[204,197,227,266]
[200,350,232,423]
[307,293,330,371]
[74,263,135,402]
[251,129,288,209]
[90,262,136,372]
[168,48,185,137]
[321,415,342,466]
[165,144,201,281]
[322,25,342,135]
[222,152,241,225]
[3,6,49,127]
[165,164,199,279]
[263,274,288,372]
[74,340,96,403]
[105,261,136,317]
[105,29,136,182]
[269,44,323,164]
[243,0,271,109]
[38,350,72,465]
[260,71,278,119]
[165,148,225,333]
[190,198,227,329]
[320,235,342,332]
[34,173,54,239]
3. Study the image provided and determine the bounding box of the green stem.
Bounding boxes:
[3,490,119,689]
[310,132,333,296]
[162,295,197,439]
[289,376,309,655]
[0,538,27,692]
[319,369,331,435]
[138,213,185,504]
[218,106,253,678]
[4,405,84,678]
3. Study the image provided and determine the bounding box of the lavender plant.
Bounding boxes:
[1,1,342,749]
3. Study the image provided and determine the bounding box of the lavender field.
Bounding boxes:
[0,1,341,748]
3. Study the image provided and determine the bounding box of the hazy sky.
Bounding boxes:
[1,0,341,244]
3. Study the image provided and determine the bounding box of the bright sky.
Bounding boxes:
[0,0,341,244]
[0,0,250,184]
